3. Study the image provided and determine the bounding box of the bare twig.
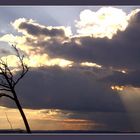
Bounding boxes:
[0,88,11,92]
[0,93,15,100]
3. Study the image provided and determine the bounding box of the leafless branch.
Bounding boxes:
[14,67,29,86]
[0,93,15,100]
[0,88,11,92]
[0,83,10,89]
[12,45,29,86]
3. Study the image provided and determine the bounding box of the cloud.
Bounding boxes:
[43,9,140,70]
[11,18,72,38]
[0,7,140,113]
[1,8,140,71]
[102,70,140,88]
[0,49,10,56]
[75,7,129,39]
[0,18,74,68]
[0,66,126,112]
[80,62,102,68]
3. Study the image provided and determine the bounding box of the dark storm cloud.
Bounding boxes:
[13,11,140,70]
[102,70,140,88]
[32,11,140,70]
[0,66,126,112]
[1,10,140,112]
[18,21,66,37]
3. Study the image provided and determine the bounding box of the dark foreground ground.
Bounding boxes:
[0,129,137,134]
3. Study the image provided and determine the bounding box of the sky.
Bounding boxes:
[0,6,140,132]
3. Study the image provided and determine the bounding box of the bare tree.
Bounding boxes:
[0,45,31,133]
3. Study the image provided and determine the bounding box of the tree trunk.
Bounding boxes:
[12,90,31,133]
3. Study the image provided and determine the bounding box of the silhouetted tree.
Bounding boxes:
[0,45,31,133]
